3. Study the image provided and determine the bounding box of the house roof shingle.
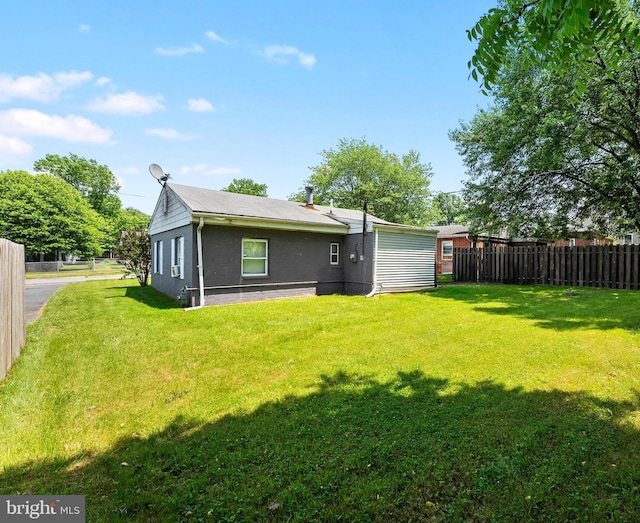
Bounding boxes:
[168,183,348,228]
[434,225,470,237]
[161,183,436,235]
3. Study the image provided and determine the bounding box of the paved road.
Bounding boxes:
[25,275,126,325]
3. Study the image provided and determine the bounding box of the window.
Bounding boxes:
[171,236,184,279]
[153,240,163,274]
[624,234,633,245]
[442,240,453,260]
[242,239,268,276]
[569,238,576,247]
[330,242,340,265]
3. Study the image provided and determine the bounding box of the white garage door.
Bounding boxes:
[374,228,436,293]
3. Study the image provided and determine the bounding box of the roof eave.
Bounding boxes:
[373,223,437,236]
[193,212,349,234]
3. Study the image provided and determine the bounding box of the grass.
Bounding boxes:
[25,259,127,279]
[2,282,640,521]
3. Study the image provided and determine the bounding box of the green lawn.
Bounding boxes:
[2,281,640,521]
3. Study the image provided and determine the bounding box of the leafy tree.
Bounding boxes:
[103,208,151,254]
[222,178,268,197]
[469,0,640,94]
[430,193,467,226]
[0,170,104,258]
[292,138,435,226]
[33,153,122,219]
[116,231,151,286]
[450,37,640,237]
[116,207,151,232]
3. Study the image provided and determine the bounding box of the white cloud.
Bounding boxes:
[0,109,113,143]
[86,92,165,114]
[178,164,241,176]
[205,30,229,45]
[0,71,93,103]
[0,134,32,156]
[187,98,215,112]
[264,45,316,69]
[95,77,112,87]
[145,128,198,140]
[79,24,91,34]
[155,43,204,56]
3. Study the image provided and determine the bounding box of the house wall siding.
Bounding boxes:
[193,225,347,305]
[151,224,194,300]
[148,187,192,236]
[375,229,437,291]
[343,233,374,295]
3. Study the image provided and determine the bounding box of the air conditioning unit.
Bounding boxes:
[171,265,181,277]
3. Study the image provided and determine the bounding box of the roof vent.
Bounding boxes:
[305,186,314,207]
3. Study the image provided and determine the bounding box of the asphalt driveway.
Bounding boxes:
[25,275,126,324]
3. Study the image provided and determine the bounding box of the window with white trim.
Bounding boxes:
[153,240,163,274]
[442,240,453,260]
[171,236,184,279]
[330,242,340,265]
[569,238,576,247]
[242,239,268,276]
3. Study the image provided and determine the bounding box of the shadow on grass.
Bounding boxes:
[426,284,640,332]
[2,371,640,522]
[105,285,182,310]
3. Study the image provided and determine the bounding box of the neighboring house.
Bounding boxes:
[616,231,640,245]
[435,225,510,275]
[551,236,614,247]
[148,183,437,306]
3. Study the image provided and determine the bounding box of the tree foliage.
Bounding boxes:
[0,170,104,258]
[34,153,122,219]
[430,193,467,226]
[221,178,268,197]
[103,208,151,254]
[292,138,435,226]
[116,231,151,286]
[469,0,640,94]
[450,34,640,237]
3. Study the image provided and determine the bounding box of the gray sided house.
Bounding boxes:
[148,183,437,306]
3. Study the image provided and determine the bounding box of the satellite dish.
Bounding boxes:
[149,163,170,183]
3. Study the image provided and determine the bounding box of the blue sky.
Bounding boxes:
[0,1,495,215]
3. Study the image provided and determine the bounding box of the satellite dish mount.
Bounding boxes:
[149,163,170,184]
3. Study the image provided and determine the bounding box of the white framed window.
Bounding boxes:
[330,242,340,265]
[242,239,268,276]
[569,238,576,247]
[153,240,163,274]
[442,240,453,260]
[624,233,633,245]
[171,236,184,279]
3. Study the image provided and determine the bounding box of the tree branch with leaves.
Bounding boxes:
[116,231,151,286]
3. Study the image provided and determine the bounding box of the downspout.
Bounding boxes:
[365,227,379,297]
[185,217,206,311]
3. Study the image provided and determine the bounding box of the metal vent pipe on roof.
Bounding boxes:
[305,186,314,206]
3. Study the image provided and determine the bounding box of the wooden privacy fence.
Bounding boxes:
[454,245,640,289]
[1,239,25,380]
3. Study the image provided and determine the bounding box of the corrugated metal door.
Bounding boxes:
[374,229,436,292]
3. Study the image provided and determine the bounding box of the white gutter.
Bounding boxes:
[365,228,379,297]
[185,217,206,311]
